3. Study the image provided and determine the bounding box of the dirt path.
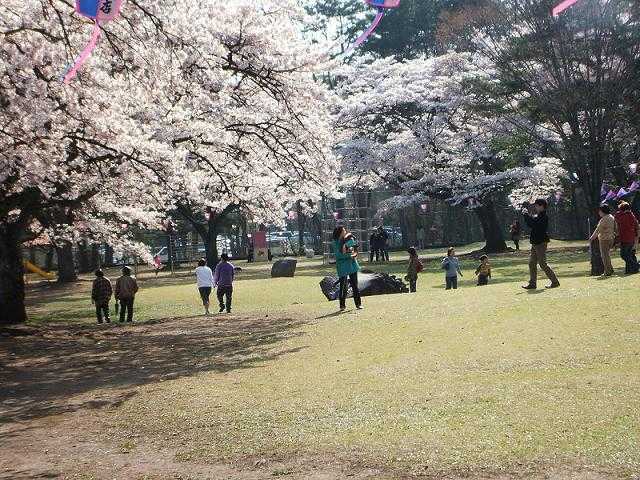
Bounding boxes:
[1,315,342,479]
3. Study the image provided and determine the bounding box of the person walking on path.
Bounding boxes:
[590,204,617,277]
[333,226,362,311]
[406,247,422,293]
[91,269,113,324]
[522,199,560,290]
[615,201,639,274]
[115,266,139,323]
[475,255,492,286]
[195,258,215,315]
[510,220,522,251]
[441,247,463,290]
[213,253,235,313]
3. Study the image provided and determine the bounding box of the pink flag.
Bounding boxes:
[604,189,618,202]
[552,0,581,17]
[617,188,629,199]
[629,181,640,192]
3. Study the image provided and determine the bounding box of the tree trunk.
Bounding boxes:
[581,182,605,276]
[104,244,114,266]
[205,216,219,267]
[90,243,100,271]
[77,240,90,273]
[56,242,77,283]
[296,201,305,256]
[45,247,54,271]
[474,200,508,253]
[0,225,27,325]
[399,212,409,249]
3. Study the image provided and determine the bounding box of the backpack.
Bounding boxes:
[416,259,424,273]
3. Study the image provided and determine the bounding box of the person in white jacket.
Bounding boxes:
[195,258,215,315]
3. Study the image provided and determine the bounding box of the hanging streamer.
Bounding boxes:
[345,8,386,54]
[63,22,102,83]
[552,0,581,17]
[345,0,400,54]
[62,0,123,83]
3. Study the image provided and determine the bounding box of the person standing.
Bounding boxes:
[195,258,215,315]
[115,266,139,323]
[368,229,379,263]
[91,269,113,324]
[378,226,389,262]
[333,226,362,311]
[615,202,639,274]
[475,255,492,286]
[510,220,522,251]
[416,226,426,250]
[213,253,235,313]
[153,254,163,277]
[441,247,463,290]
[406,247,422,293]
[522,199,560,290]
[590,204,617,277]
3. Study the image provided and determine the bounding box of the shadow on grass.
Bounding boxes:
[0,315,308,423]
[315,310,348,319]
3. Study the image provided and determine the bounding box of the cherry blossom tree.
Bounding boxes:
[0,0,179,324]
[333,52,562,252]
[443,0,640,214]
[116,1,338,266]
[1,0,337,324]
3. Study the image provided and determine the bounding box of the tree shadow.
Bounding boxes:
[0,315,308,422]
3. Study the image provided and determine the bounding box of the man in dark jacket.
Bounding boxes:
[522,199,560,289]
[91,269,113,324]
[369,230,379,262]
[615,201,639,274]
[377,226,389,262]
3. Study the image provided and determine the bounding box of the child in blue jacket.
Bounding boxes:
[441,247,463,290]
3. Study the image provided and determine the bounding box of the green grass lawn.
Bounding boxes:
[22,240,640,477]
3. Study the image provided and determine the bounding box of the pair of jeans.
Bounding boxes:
[620,243,639,274]
[599,238,614,276]
[199,286,212,306]
[445,276,458,290]
[409,279,417,293]
[512,235,520,251]
[477,274,489,286]
[339,273,361,309]
[528,243,559,287]
[119,298,134,323]
[96,303,110,323]
[217,285,233,312]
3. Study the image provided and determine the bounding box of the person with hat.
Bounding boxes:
[115,266,139,323]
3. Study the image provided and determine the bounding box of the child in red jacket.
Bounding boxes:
[615,201,639,274]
